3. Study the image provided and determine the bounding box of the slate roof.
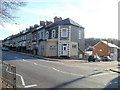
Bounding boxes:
[94,40,120,49]
[102,41,120,49]
[45,18,84,28]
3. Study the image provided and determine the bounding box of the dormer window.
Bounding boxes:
[46,31,49,40]
[61,28,68,37]
[52,30,56,38]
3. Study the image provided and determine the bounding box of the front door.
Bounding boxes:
[62,44,68,56]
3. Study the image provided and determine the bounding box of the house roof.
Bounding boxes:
[45,18,84,28]
[101,41,120,49]
[86,46,93,51]
[94,40,120,49]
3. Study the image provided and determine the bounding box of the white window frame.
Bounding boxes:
[61,28,68,37]
[52,30,56,38]
[46,31,49,40]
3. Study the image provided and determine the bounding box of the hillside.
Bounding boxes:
[85,38,120,48]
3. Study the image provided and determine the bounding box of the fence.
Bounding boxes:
[2,61,16,89]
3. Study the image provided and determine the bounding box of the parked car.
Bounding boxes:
[88,55,101,62]
[2,47,9,51]
[102,56,111,61]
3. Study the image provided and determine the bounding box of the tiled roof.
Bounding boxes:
[102,41,120,49]
[45,18,84,28]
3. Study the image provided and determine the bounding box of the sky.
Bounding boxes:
[0,0,119,40]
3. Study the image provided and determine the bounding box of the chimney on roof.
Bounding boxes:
[29,26,34,30]
[34,24,39,28]
[54,16,62,22]
[40,21,45,26]
[26,28,29,30]
[110,41,114,44]
[46,21,53,25]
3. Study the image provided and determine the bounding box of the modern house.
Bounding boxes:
[92,41,120,60]
[2,16,85,58]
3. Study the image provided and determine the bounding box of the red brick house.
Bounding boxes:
[93,41,120,60]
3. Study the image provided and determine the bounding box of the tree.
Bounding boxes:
[0,0,26,25]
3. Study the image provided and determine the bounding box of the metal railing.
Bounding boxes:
[2,61,16,89]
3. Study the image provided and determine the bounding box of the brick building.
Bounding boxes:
[93,41,120,60]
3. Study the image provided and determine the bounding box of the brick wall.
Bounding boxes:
[93,42,110,56]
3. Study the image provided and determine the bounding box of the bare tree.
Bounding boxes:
[0,0,26,25]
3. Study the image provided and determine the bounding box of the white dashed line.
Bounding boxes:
[104,84,107,86]
[52,67,83,76]
[34,63,37,65]
[22,59,26,61]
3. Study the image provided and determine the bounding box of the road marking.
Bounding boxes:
[6,67,37,88]
[22,59,26,61]
[104,84,107,86]
[24,84,37,88]
[43,60,64,65]
[16,74,25,86]
[34,63,37,65]
[52,67,83,76]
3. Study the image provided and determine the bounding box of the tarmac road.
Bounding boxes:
[1,51,119,89]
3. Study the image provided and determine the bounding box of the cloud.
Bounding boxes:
[0,23,31,40]
[1,0,119,39]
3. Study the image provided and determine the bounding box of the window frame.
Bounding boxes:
[52,29,56,38]
[46,31,49,40]
[61,28,68,37]
[72,45,77,51]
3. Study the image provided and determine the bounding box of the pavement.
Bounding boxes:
[109,67,120,73]
[20,52,88,62]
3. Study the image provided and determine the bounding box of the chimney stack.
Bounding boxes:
[34,24,39,28]
[54,16,62,22]
[40,21,45,26]
[46,21,53,25]
[29,26,34,30]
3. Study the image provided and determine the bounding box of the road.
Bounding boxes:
[0,51,119,89]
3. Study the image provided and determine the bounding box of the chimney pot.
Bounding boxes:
[40,21,45,26]
[54,16,62,22]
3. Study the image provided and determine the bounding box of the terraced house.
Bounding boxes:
[2,16,85,58]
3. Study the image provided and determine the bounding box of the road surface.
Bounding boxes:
[1,51,119,89]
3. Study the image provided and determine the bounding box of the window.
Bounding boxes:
[41,32,43,39]
[41,46,44,51]
[111,48,114,53]
[25,35,26,40]
[61,28,68,37]
[46,31,49,40]
[52,30,56,38]
[79,30,82,39]
[72,45,77,50]
[34,34,37,40]
[49,46,56,51]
